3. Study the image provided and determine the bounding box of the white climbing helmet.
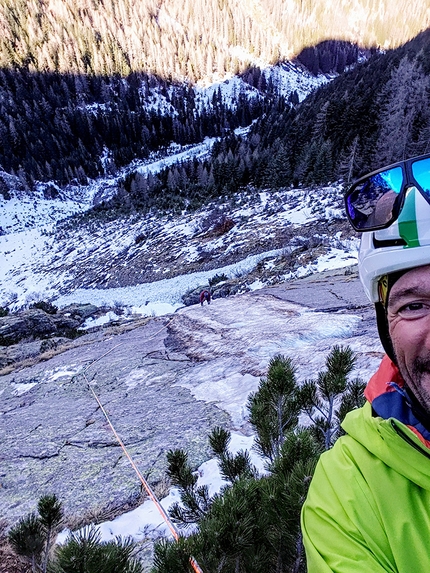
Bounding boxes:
[344,153,430,303]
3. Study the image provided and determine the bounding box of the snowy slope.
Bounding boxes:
[194,60,329,107]
[0,182,358,313]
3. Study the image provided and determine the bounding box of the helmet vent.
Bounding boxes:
[373,236,407,249]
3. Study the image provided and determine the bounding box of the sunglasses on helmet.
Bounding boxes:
[344,153,430,232]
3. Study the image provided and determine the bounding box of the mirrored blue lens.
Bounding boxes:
[346,166,403,230]
[412,157,430,194]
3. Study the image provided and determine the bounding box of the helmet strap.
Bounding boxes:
[375,302,397,364]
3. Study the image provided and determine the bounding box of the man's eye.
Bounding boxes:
[398,302,428,316]
[403,303,424,311]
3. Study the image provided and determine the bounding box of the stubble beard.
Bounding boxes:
[407,357,430,417]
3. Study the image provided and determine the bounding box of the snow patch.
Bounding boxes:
[12,382,38,395]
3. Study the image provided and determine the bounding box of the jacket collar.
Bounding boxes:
[365,355,430,446]
[364,355,403,402]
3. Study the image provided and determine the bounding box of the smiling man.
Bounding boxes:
[387,266,430,410]
[301,154,430,572]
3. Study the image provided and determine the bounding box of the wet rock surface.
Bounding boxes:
[0,269,382,530]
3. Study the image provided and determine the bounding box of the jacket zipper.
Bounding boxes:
[390,420,430,460]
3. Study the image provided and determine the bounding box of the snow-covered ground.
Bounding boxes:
[0,187,358,313]
[52,242,357,322]
[58,432,267,543]
[0,134,233,237]
[194,60,330,106]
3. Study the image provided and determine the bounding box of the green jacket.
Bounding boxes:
[301,356,430,572]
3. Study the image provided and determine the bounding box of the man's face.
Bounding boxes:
[387,264,430,413]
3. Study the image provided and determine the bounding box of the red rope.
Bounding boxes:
[80,322,204,573]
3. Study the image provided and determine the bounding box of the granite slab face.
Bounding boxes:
[0,317,229,526]
[0,269,381,529]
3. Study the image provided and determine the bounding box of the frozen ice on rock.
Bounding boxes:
[178,372,261,427]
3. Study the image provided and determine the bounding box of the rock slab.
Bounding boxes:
[0,270,382,529]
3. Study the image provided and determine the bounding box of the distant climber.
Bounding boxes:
[199,290,211,306]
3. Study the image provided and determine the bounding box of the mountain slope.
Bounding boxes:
[0,58,329,187]
[0,178,357,312]
[176,29,430,197]
[0,0,427,79]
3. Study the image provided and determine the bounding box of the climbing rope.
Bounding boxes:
[78,317,204,573]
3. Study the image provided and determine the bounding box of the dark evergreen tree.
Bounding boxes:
[8,513,45,573]
[209,426,258,483]
[263,142,292,188]
[375,56,429,165]
[152,537,195,573]
[152,345,366,573]
[8,494,63,573]
[166,449,213,527]
[247,354,301,462]
[298,345,365,450]
[50,526,143,573]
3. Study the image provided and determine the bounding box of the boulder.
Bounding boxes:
[182,280,247,306]
[39,337,70,353]
[212,281,243,299]
[0,309,55,345]
[51,314,83,332]
[0,340,45,369]
[60,303,99,320]
[0,308,82,346]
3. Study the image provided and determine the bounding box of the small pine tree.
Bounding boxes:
[29,300,58,315]
[209,426,258,483]
[166,449,212,526]
[38,494,63,573]
[8,513,44,573]
[267,431,322,573]
[154,352,340,572]
[156,429,321,573]
[8,494,62,573]
[0,306,9,317]
[298,345,365,449]
[9,495,142,573]
[247,354,301,462]
[152,537,195,573]
[50,525,143,573]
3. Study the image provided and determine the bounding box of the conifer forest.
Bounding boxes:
[0,0,429,215]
